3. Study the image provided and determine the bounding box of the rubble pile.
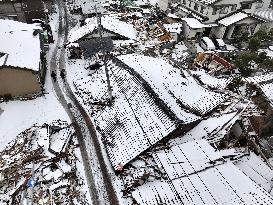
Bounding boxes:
[0,120,89,205]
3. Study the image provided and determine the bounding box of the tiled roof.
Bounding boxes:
[76,62,177,170]
[118,54,227,116]
[254,9,273,22]
[132,140,273,205]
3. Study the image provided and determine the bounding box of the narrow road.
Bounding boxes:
[49,0,119,204]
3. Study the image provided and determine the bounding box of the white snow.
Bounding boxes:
[235,152,273,193]
[167,13,180,19]
[68,15,137,42]
[117,54,226,117]
[0,58,70,152]
[182,18,216,29]
[133,140,273,205]
[191,70,233,90]
[218,12,248,26]
[0,19,42,71]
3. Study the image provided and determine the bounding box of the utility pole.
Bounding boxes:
[30,161,35,205]
[95,5,113,101]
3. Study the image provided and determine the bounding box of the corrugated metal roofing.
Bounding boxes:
[132,140,273,205]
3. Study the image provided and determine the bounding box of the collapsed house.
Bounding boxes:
[245,73,273,113]
[117,54,227,116]
[73,53,233,170]
[192,52,235,75]
[131,139,273,205]
[74,60,178,170]
[0,121,90,204]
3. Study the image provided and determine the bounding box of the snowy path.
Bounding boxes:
[49,0,119,204]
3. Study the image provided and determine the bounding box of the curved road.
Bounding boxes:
[49,0,119,204]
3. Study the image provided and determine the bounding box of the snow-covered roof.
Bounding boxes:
[235,152,273,193]
[169,111,238,145]
[76,62,177,169]
[245,73,273,85]
[155,140,224,178]
[218,12,249,26]
[163,23,183,33]
[196,0,219,5]
[167,13,180,19]
[68,15,137,42]
[260,82,273,106]
[169,101,249,145]
[254,9,273,22]
[191,70,233,90]
[245,73,273,107]
[132,140,273,205]
[202,36,216,48]
[117,54,226,117]
[0,19,42,71]
[182,18,216,29]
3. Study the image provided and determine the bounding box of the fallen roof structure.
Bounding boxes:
[196,0,219,5]
[132,140,273,205]
[235,151,273,194]
[75,62,177,170]
[117,54,227,117]
[191,70,233,90]
[169,101,249,145]
[245,73,273,107]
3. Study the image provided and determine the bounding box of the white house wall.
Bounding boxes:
[182,21,205,38]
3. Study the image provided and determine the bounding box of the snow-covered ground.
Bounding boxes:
[0,63,70,152]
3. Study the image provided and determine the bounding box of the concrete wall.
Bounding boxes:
[0,67,41,97]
